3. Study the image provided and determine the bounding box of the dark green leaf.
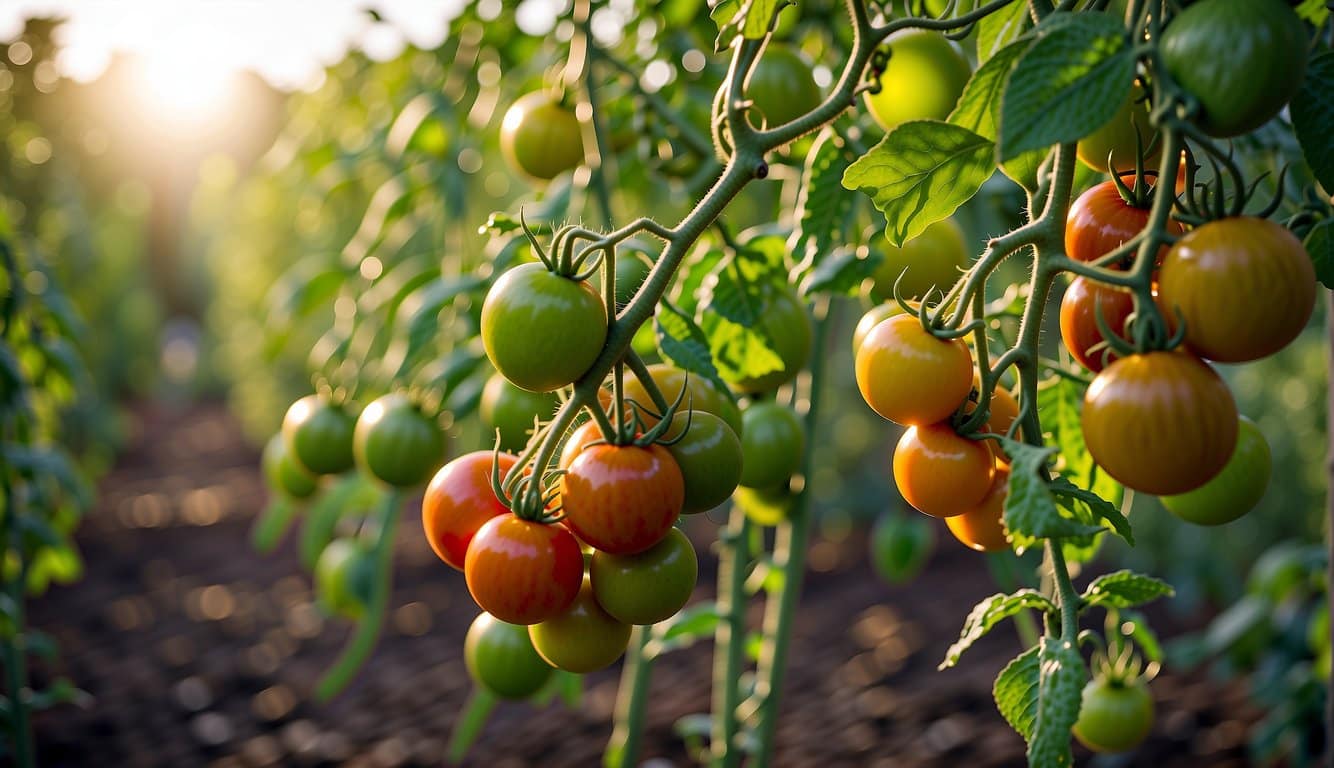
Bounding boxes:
[950,38,1031,141]
[656,301,731,395]
[999,12,1132,161]
[1027,637,1085,766]
[802,246,881,297]
[1304,218,1334,291]
[994,645,1040,739]
[940,590,1055,669]
[1079,570,1173,610]
[711,0,784,50]
[1293,52,1334,193]
[790,129,854,278]
[976,0,1032,63]
[1001,438,1104,551]
[1050,477,1131,545]
[842,121,995,246]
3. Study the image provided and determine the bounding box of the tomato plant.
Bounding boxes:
[464,515,584,625]
[620,363,743,437]
[262,433,319,499]
[464,612,554,700]
[1076,85,1158,174]
[856,313,973,426]
[664,411,743,513]
[1065,178,1182,266]
[718,283,812,394]
[893,423,995,518]
[1059,276,1136,373]
[422,451,520,570]
[946,466,1011,552]
[590,527,697,625]
[282,395,357,475]
[481,263,608,392]
[1072,677,1155,753]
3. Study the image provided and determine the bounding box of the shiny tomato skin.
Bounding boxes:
[352,394,445,488]
[464,612,553,700]
[558,420,609,472]
[620,363,744,438]
[746,46,823,128]
[1157,217,1316,363]
[263,433,319,500]
[528,576,631,673]
[853,302,913,356]
[1076,85,1159,174]
[893,423,995,518]
[464,515,584,625]
[1059,277,1137,373]
[721,285,812,394]
[590,527,697,625]
[479,373,560,453]
[1160,0,1307,138]
[1160,416,1270,526]
[282,395,357,476]
[561,444,684,555]
[1072,678,1155,753]
[500,91,584,180]
[422,451,519,570]
[1082,351,1237,495]
[314,538,375,620]
[946,466,1010,552]
[962,379,1021,440]
[864,30,971,131]
[664,412,743,513]
[738,402,805,489]
[482,263,608,393]
[1066,179,1183,265]
[856,313,974,426]
[869,218,969,303]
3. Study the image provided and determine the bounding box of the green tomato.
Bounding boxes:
[314,538,375,620]
[590,527,697,625]
[1072,677,1154,753]
[353,394,445,488]
[870,218,969,302]
[863,30,971,131]
[500,91,585,180]
[1077,83,1159,174]
[1160,0,1307,138]
[464,612,554,699]
[613,249,653,311]
[738,402,804,489]
[746,46,823,128]
[481,263,608,393]
[528,577,631,673]
[479,372,560,453]
[734,485,795,527]
[1160,417,1270,526]
[665,412,744,514]
[263,433,318,499]
[869,512,934,584]
[282,395,357,476]
[721,286,812,394]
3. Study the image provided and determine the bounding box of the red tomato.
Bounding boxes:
[1059,277,1137,373]
[558,420,610,471]
[422,451,518,570]
[560,444,684,555]
[892,423,995,518]
[1066,178,1183,265]
[464,515,584,625]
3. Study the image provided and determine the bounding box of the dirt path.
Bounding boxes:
[26,402,1259,767]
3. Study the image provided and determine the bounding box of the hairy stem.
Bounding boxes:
[710,505,752,768]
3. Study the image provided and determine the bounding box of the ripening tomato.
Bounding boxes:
[856,313,973,426]
[1157,217,1316,363]
[620,363,743,437]
[864,30,971,131]
[869,218,969,303]
[558,420,609,472]
[1059,277,1137,373]
[464,515,584,625]
[528,576,631,673]
[464,612,553,700]
[1076,85,1159,174]
[946,466,1011,552]
[263,433,319,499]
[353,394,445,488]
[720,285,812,394]
[1066,178,1183,265]
[500,92,585,180]
[479,373,560,453]
[561,443,684,555]
[482,263,608,392]
[664,412,743,513]
[422,451,518,570]
[1082,351,1237,495]
[1160,416,1270,526]
[1072,677,1155,753]
[1160,0,1307,138]
[590,527,697,625]
[738,402,804,489]
[282,395,357,475]
[962,379,1021,440]
[314,539,375,620]
[852,302,915,356]
[746,46,823,128]
[893,423,995,518]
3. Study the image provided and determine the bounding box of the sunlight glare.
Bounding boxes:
[137,40,237,126]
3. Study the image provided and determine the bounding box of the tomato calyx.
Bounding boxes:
[1173,144,1290,228]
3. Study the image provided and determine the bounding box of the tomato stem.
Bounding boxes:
[710,495,753,768]
[604,626,654,768]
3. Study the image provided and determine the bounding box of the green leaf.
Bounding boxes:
[950,38,1031,141]
[976,0,1032,63]
[1080,570,1174,610]
[1001,438,1104,551]
[655,301,731,395]
[1304,212,1334,291]
[446,688,497,764]
[940,590,1055,669]
[842,121,995,246]
[1296,0,1331,27]
[1050,477,1131,545]
[1026,637,1085,767]
[654,601,722,655]
[1119,610,1163,664]
[1293,51,1334,194]
[1037,375,1122,507]
[251,497,298,553]
[802,246,881,297]
[790,129,854,279]
[1000,147,1050,193]
[711,0,784,50]
[395,275,486,378]
[993,645,1040,739]
[998,12,1132,161]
